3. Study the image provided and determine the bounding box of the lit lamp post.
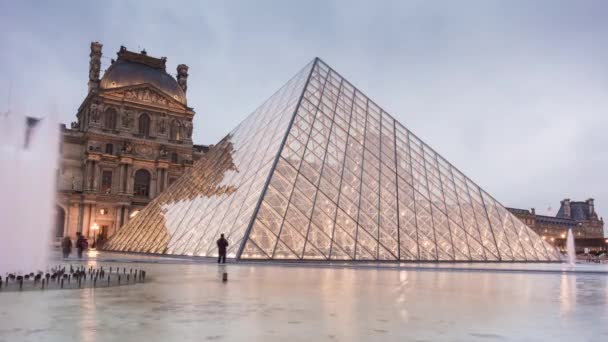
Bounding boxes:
[91,223,99,250]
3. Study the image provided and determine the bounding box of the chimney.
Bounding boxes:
[561,199,571,218]
[586,198,595,216]
[88,42,103,93]
[177,64,189,94]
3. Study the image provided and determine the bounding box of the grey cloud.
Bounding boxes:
[1,0,606,234]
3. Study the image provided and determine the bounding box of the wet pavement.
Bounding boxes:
[1,252,607,341]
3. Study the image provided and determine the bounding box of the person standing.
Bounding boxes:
[61,236,72,258]
[217,234,229,264]
[76,233,87,258]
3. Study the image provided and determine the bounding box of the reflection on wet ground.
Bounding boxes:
[1,255,607,341]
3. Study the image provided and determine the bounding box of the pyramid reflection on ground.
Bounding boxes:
[105,58,560,262]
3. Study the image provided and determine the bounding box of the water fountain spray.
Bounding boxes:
[566,228,576,266]
[0,112,59,274]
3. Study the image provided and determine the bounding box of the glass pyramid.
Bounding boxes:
[105,58,560,262]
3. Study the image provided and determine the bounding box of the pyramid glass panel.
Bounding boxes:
[105,58,560,262]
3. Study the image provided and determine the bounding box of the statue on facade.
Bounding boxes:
[122,109,134,128]
[88,42,103,93]
[70,121,79,129]
[90,101,101,123]
[157,118,167,135]
[184,121,193,139]
[159,145,168,158]
[177,64,189,94]
[122,142,133,154]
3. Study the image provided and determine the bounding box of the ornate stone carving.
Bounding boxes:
[70,121,79,129]
[90,101,102,123]
[159,145,168,158]
[123,88,168,105]
[122,109,134,128]
[184,121,193,139]
[134,144,154,158]
[122,142,133,154]
[157,118,167,135]
[88,42,103,92]
[177,64,189,93]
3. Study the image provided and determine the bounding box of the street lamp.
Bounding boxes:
[91,223,99,249]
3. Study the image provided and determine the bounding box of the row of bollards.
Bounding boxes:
[0,265,147,292]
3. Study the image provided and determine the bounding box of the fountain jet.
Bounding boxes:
[0,112,59,274]
[566,228,576,266]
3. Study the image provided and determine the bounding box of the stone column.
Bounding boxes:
[92,161,101,191]
[120,157,134,195]
[126,164,134,195]
[156,168,163,194]
[114,206,122,235]
[150,175,157,198]
[156,162,169,194]
[77,201,85,233]
[164,170,169,190]
[118,163,125,193]
[84,160,92,191]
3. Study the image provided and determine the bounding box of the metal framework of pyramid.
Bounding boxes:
[105,58,560,262]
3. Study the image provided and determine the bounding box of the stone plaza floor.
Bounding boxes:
[1,251,607,341]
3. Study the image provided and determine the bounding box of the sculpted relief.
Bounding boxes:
[89,101,103,123]
[122,109,134,128]
[157,118,167,135]
[184,121,193,139]
[134,144,154,158]
[123,88,168,106]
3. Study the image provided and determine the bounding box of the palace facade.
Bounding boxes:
[508,199,606,252]
[55,42,208,245]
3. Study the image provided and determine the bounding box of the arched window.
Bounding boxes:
[171,152,178,164]
[104,109,118,130]
[138,113,150,137]
[133,169,151,197]
[170,119,181,141]
[105,143,114,154]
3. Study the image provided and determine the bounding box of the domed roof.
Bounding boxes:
[100,48,186,105]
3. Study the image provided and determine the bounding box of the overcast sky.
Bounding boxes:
[1,0,607,234]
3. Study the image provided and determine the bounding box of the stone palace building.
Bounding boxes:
[508,198,606,252]
[55,42,208,245]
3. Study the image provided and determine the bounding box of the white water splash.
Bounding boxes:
[0,112,59,274]
[566,228,576,266]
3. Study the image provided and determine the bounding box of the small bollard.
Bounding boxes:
[41,279,45,290]
[222,272,228,282]
[19,279,23,291]
[107,275,111,287]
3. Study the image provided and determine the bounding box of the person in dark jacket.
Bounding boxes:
[61,236,72,258]
[76,233,88,258]
[217,234,229,264]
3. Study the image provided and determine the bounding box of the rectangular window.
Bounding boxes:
[101,170,112,193]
